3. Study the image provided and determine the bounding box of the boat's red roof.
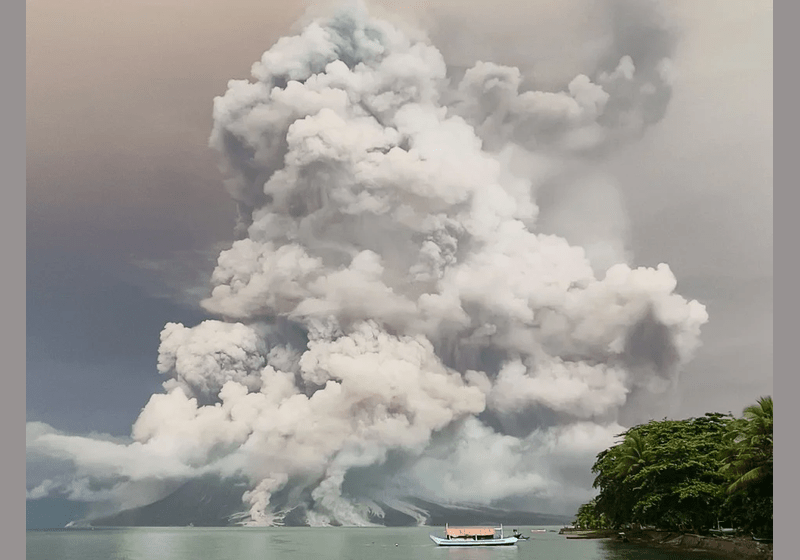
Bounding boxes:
[446,527,496,537]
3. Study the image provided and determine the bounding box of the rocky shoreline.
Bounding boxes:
[559,528,773,559]
[628,530,772,560]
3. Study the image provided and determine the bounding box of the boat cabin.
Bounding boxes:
[445,525,499,540]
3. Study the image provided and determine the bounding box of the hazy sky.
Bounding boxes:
[27,0,772,526]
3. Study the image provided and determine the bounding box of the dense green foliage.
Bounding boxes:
[577,396,772,537]
[719,396,773,537]
[573,498,610,530]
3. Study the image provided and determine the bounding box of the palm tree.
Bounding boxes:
[614,430,650,481]
[721,396,773,494]
[607,429,652,528]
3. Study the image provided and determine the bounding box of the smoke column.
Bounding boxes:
[27,0,708,526]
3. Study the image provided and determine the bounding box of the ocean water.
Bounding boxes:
[26,526,728,560]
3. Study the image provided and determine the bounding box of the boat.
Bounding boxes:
[709,520,737,537]
[531,529,547,533]
[429,524,520,546]
[709,527,736,536]
[752,536,772,543]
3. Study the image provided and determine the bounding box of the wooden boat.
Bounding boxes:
[429,524,520,546]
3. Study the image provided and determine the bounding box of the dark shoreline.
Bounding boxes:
[558,527,772,559]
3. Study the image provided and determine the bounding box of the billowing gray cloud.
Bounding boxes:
[27,0,713,526]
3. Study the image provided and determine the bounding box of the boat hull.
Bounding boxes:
[429,535,519,546]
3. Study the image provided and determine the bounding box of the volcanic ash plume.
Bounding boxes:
[27,1,708,525]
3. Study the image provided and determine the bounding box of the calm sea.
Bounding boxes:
[26,526,729,560]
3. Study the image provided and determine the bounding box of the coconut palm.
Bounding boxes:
[721,396,773,494]
[614,430,650,481]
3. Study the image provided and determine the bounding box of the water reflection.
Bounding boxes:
[27,527,734,560]
[440,545,522,560]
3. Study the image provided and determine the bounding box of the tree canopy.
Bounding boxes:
[577,396,772,537]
